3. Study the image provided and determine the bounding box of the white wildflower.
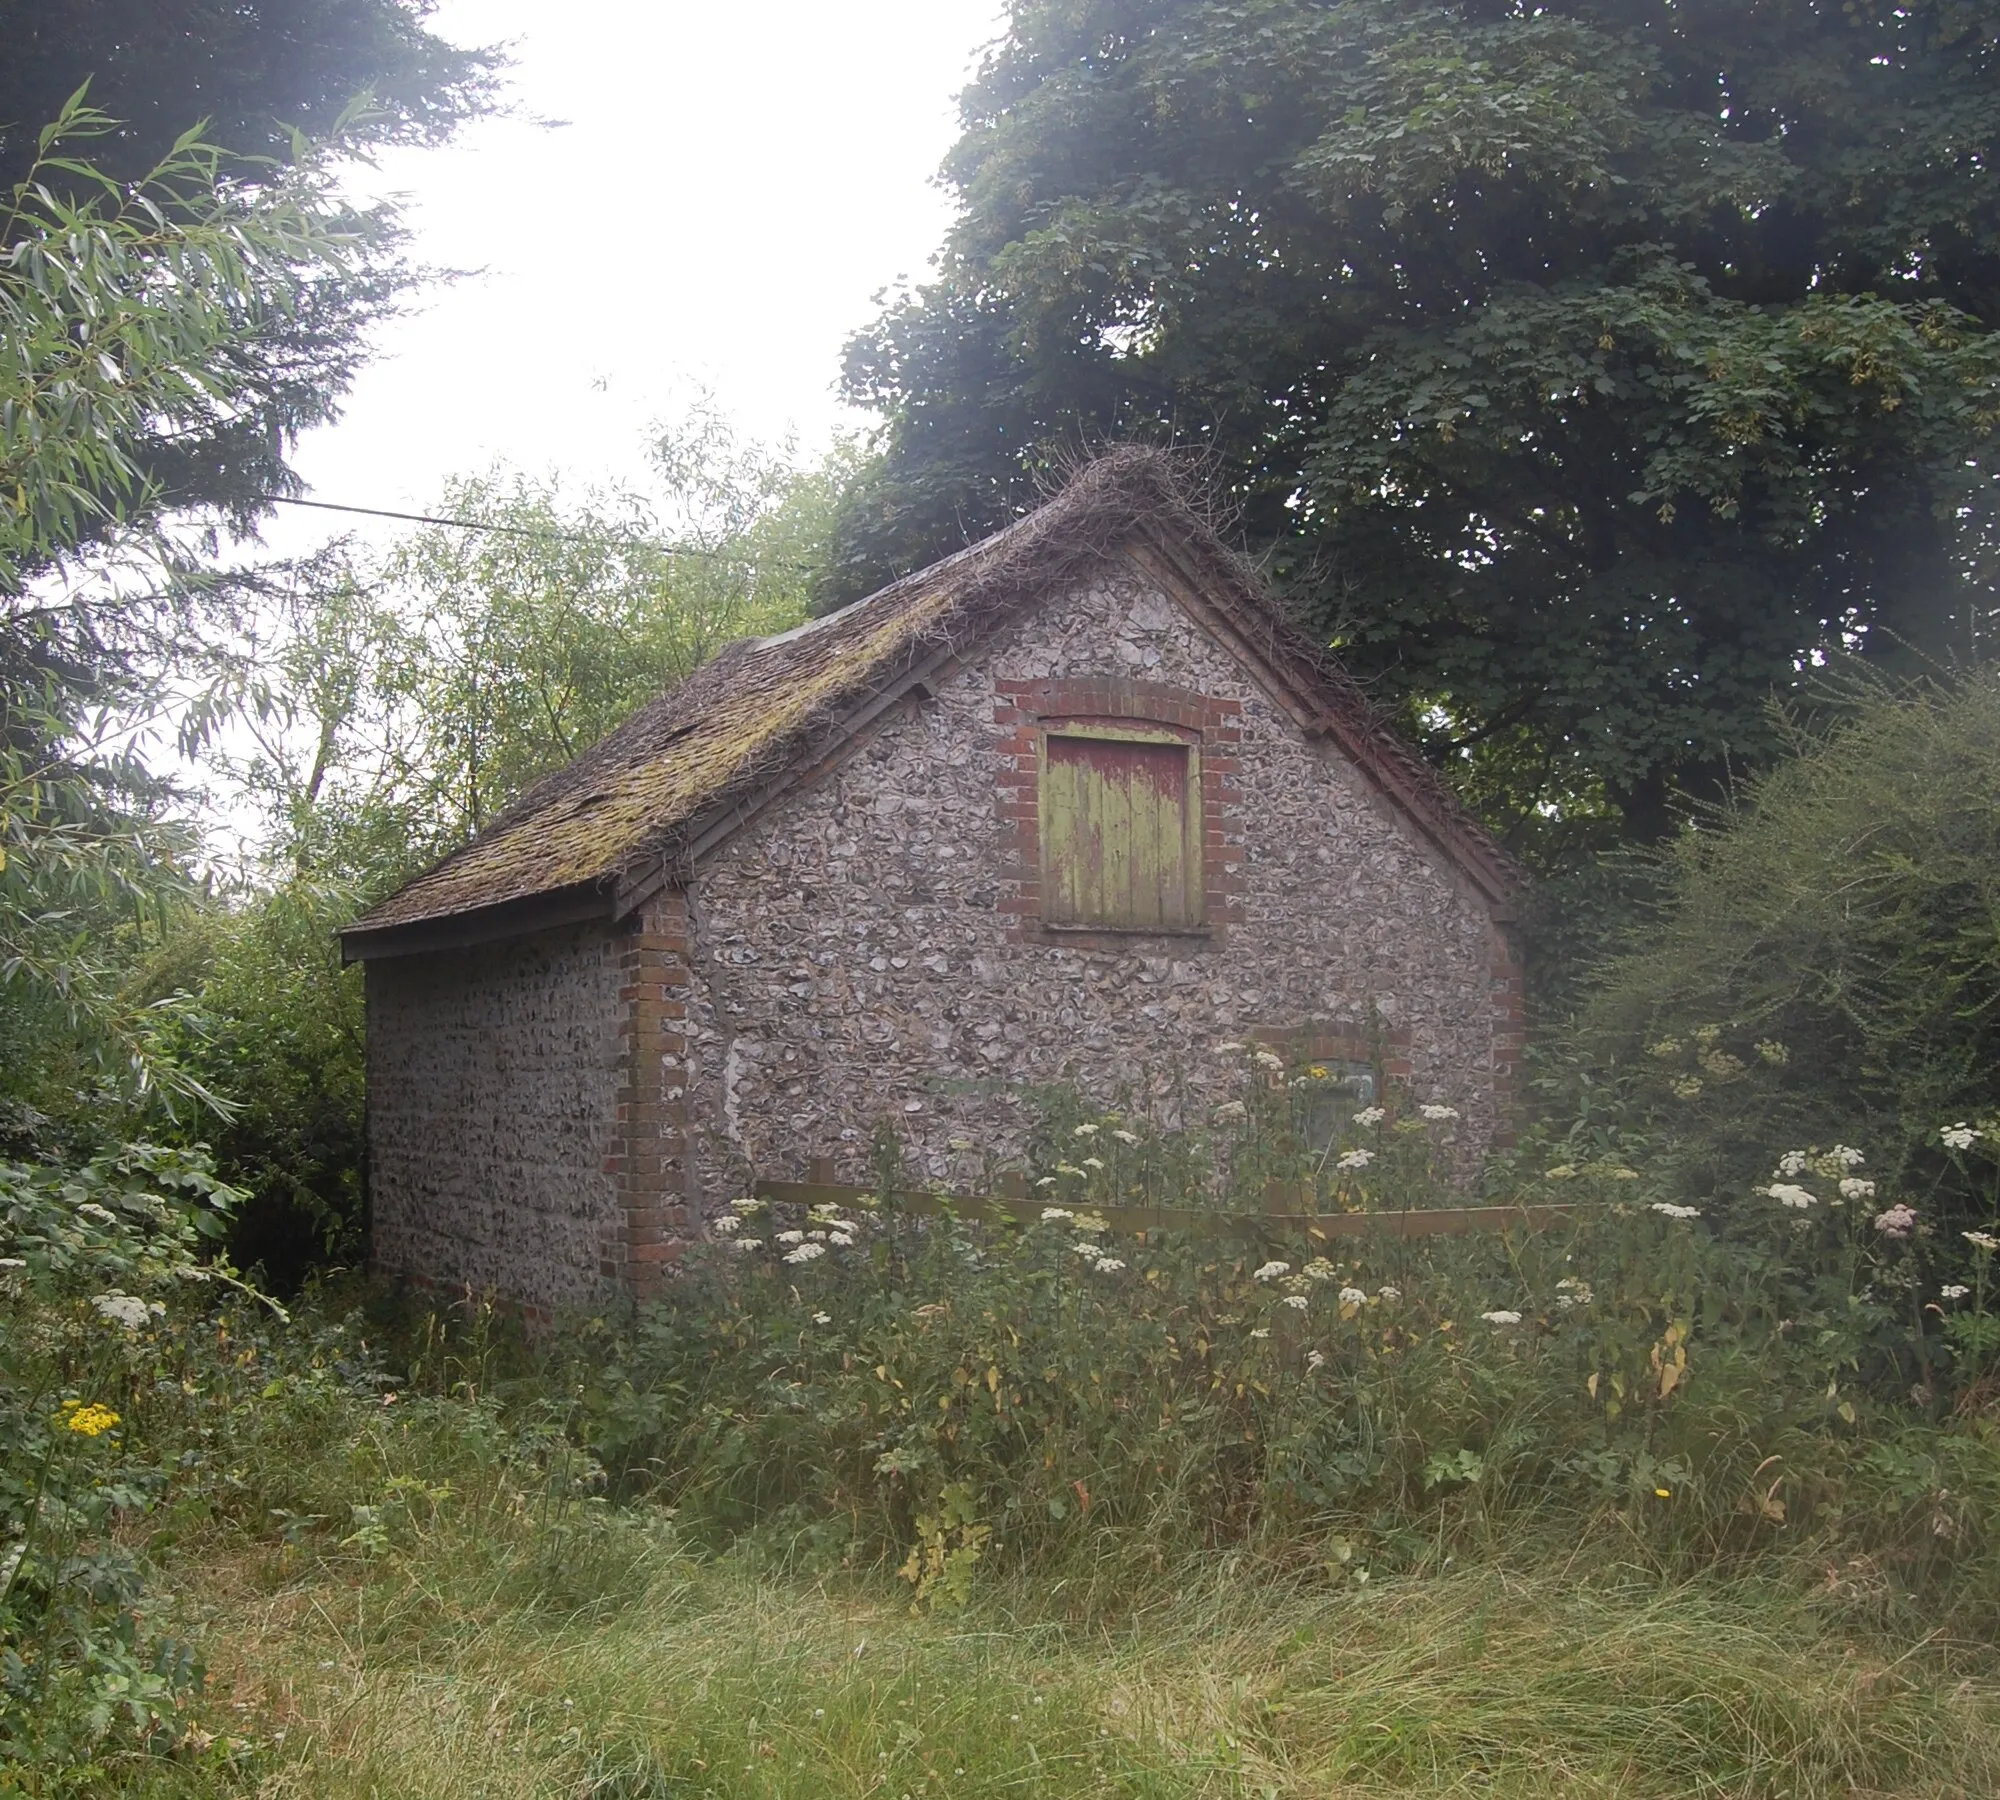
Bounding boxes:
[1337,1287,1369,1307]
[1302,1258,1337,1282]
[1281,1293,1309,1310]
[775,1230,806,1245]
[1073,1123,1100,1138]
[1335,1148,1374,1171]
[711,1214,743,1235]
[1306,1349,1327,1371]
[1839,1177,1876,1201]
[1081,1156,1105,1170]
[1941,1284,1971,1301]
[1650,1202,1702,1220]
[1963,1231,2000,1252]
[1554,1279,1594,1309]
[1253,1260,1291,1283]
[1352,1106,1386,1127]
[783,1241,828,1265]
[1036,1176,1059,1188]
[1250,1328,1271,1339]
[76,1203,115,1225]
[829,1233,856,1248]
[1943,1122,1984,1151]
[1545,1164,1578,1180]
[1872,1204,1917,1239]
[1480,1310,1523,1326]
[1041,1207,1075,1223]
[732,1237,763,1253]
[1419,1103,1460,1122]
[1776,1150,1810,1178]
[1376,1285,1401,1301]
[812,1311,833,1324]
[1093,1257,1126,1274]
[1763,1183,1817,1210]
[1074,1240,1104,1257]
[730,1196,764,1214]
[1254,1050,1286,1073]
[90,1293,152,1331]
[1111,1129,1140,1146]
[806,1229,830,1241]
[1215,1100,1249,1124]
[1830,1144,1866,1168]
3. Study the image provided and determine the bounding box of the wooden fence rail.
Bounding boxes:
[752,1177,1579,1241]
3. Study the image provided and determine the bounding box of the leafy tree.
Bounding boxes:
[0,97,429,1115]
[839,0,2000,853]
[224,407,854,861]
[0,0,495,196]
[163,419,853,1270]
[1,1,495,547]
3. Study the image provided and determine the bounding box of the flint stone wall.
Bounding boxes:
[367,920,626,1313]
[680,572,1509,1209]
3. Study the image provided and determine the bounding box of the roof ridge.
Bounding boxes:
[344,448,1521,953]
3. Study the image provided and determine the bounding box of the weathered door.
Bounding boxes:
[1042,733,1198,929]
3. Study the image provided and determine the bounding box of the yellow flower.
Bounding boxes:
[1654,1486,1672,1499]
[61,1401,120,1438]
[1307,1064,1330,1081]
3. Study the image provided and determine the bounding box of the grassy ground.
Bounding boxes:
[140,1507,2000,1799]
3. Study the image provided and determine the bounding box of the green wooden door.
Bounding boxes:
[1042,734,1196,928]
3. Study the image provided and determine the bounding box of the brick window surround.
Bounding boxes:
[994,678,1243,946]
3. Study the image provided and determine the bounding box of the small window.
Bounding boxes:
[1040,729,1203,930]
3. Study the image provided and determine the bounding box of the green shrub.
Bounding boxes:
[140,876,370,1284]
[579,1071,2000,1631]
[0,1145,246,1775]
[1577,670,2000,1233]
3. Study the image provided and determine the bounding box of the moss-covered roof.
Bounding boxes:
[345,450,1522,953]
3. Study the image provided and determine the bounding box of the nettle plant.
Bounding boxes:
[588,1050,2000,1608]
[0,1145,248,1769]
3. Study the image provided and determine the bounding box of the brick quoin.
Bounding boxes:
[606,892,692,1296]
[1488,924,1528,1145]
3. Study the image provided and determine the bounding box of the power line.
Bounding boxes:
[255,492,802,569]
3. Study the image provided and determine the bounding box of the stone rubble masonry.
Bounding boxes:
[366,918,628,1318]
[681,572,1517,1218]
[366,569,1520,1309]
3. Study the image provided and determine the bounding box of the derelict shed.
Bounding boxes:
[342,450,1527,1316]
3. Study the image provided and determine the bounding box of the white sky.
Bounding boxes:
[258,0,1003,560]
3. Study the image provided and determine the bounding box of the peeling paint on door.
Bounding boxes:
[1043,733,1198,928]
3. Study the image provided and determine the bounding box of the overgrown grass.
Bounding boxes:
[12,1056,2000,1791]
[140,1492,2000,1799]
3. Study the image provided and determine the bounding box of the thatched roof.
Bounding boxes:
[343,450,1522,959]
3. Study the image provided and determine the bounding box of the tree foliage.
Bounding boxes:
[224,408,852,870]
[0,0,497,197]
[0,96,414,1115]
[0,7,490,1117]
[160,419,852,1270]
[1578,669,2000,1212]
[839,0,2000,852]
